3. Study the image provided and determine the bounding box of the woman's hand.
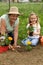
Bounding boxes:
[8,44,15,51]
[13,24,21,49]
[13,43,21,48]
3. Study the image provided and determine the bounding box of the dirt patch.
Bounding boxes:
[0,44,43,65]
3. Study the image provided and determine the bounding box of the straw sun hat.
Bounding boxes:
[8,6,20,15]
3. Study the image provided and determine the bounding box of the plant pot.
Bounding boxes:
[0,46,9,53]
[40,36,43,46]
[29,32,33,36]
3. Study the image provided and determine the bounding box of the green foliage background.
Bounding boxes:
[0,2,43,44]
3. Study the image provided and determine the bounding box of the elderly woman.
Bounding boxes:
[0,6,20,50]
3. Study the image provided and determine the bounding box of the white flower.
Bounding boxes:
[0,36,5,40]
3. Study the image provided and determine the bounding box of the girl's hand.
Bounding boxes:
[33,32,40,35]
[30,23,33,26]
[27,30,29,34]
[33,29,40,35]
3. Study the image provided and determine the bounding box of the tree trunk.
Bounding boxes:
[12,0,14,3]
[9,0,10,10]
[14,0,17,2]
[17,0,19,2]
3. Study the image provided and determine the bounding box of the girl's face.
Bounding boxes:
[30,14,37,24]
[9,14,18,23]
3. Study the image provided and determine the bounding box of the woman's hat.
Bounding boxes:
[8,6,20,15]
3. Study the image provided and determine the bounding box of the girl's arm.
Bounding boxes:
[33,29,40,35]
[33,24,41,35]
[26,24,30,34]
[26,24,30,29]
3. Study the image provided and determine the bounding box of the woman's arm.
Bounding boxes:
[1,19,6,34]
[13,24,19,47]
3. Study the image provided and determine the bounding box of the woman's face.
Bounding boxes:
[9,14,18,23]
[30,14,37,24]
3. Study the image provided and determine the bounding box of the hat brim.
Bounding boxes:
[8,12,20,15]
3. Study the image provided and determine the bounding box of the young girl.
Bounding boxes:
[22,12,41,46]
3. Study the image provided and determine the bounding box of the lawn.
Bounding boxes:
[0,2,43,65]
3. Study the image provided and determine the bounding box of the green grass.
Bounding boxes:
[0,2,43,44]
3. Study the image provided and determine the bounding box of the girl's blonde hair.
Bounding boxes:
[29,12,39,24]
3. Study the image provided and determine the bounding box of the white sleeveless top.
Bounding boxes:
[0,14,19,32]
[26,23,41,38]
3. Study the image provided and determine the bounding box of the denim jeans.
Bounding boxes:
[8,32,14,45]
[28,37,39,46]
[22,36,39,46]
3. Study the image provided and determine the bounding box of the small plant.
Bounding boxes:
[28,26,34,32]
[28,25,34,36]
[26,41,32,51]
[26,45,32,51]
[0,33,13,46]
